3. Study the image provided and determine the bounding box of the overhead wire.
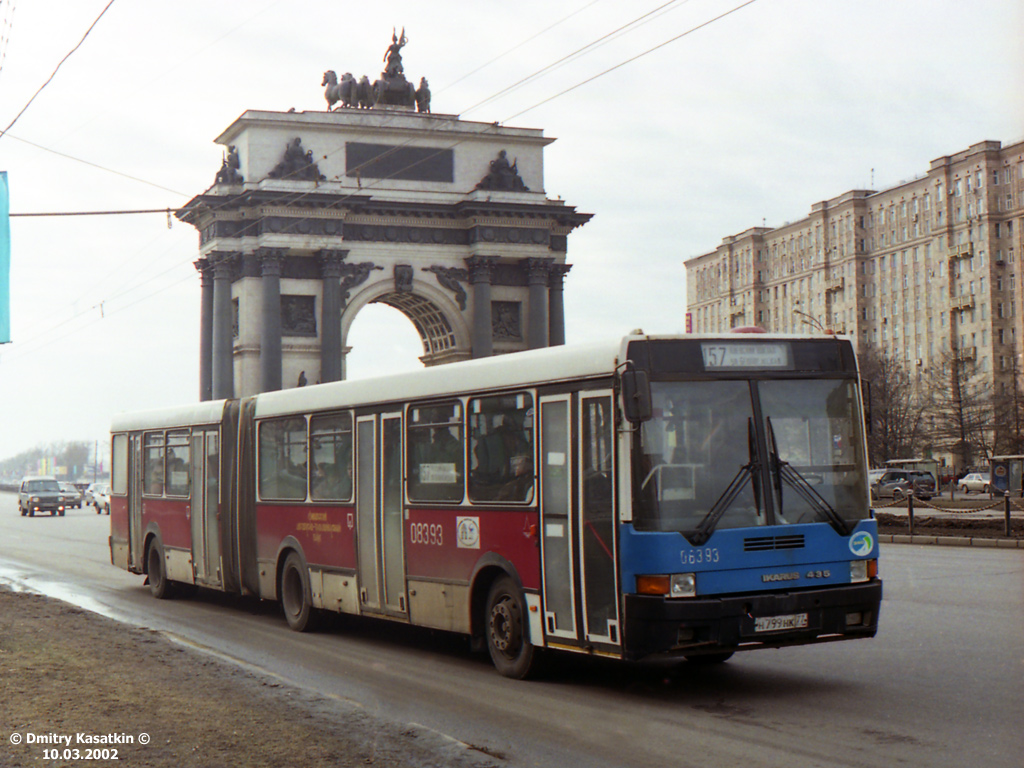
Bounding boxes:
[461,0,692,116]
[437,0,604,96]
[0,0,117,139]
[4,0,761,363]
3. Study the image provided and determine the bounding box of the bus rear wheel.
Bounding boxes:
[147,541,175,599]
[280,552,317,632]
[486,575,539,679]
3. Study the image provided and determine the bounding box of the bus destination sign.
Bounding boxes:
[701,342,789,370]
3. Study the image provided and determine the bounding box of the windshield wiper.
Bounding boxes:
[691,418,759,545]
[766,417,851,536]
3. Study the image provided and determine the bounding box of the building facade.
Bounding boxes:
[178,108,590,400]
[686,139,1024,397]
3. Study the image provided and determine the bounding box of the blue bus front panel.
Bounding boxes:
[618,521,882,659]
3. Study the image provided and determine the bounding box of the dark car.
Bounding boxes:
[59,482,83,509]
[18,476,66,517]
[870,469,936,501]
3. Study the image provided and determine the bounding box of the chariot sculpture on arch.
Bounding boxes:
[321,28,426,112]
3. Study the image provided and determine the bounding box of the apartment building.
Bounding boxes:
[685,139,1024,398]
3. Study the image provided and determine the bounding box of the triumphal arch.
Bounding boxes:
[178,33,591,399]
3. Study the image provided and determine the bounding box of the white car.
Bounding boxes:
[87,482,111,514]
[958,473,991,494]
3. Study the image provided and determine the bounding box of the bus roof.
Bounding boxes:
[253,337,628,419]
[110,332,853,430]
[111,399,231,434]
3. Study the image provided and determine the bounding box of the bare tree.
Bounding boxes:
[992,352,1024,455]
[921,347,994,471]
[858,345,924,466]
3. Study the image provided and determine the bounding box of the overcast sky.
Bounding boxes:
[1,0,1021,464]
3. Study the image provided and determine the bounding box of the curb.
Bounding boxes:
[879,534,1023,548]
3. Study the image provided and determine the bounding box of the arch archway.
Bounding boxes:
[341,279,472,377]
[343,304,423,380]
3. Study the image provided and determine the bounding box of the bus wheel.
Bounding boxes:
[486,576,539,679]
[147,541,175,599]
[280,552,317,632]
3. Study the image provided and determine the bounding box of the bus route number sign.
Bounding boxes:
[701,342,789,370]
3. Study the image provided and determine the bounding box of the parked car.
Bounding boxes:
[868,469,886,486]
[958,472,991,494]
[870,469,936,501]
[18,476,66,517]
[59,482,83,509]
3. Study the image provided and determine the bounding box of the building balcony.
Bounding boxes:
[949,294,975,311]
[948,243,974,260]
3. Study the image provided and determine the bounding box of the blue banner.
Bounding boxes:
[0,171,9,343]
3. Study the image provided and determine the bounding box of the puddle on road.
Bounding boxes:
[0,560,137,624]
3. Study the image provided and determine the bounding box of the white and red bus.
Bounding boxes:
[109,333,882,678]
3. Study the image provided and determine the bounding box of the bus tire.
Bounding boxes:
[280,552,317,632]
[147,541,175,599]
[485,575,539,679]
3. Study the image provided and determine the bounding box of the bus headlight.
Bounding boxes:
[635,573,697,598]
[670,573,696,598]
[850,559,877,583]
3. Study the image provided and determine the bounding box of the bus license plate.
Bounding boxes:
[754,613,809,633]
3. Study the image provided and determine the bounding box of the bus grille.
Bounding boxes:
[743,534,805,551]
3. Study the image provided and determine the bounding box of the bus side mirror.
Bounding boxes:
[622,369,652,423]
[861,379,871,435]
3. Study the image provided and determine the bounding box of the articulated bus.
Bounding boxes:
[109,332,881,678]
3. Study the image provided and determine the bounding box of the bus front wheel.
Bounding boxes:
[280,552,317,632]
[485,575,540,679]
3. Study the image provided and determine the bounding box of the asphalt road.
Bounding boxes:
[1,491,1021,768]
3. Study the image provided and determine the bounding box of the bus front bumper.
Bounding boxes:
[622,580,882,660]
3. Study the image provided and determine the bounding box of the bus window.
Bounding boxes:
[111,434,128,495]
[407,402,463,502]
[143,432,166,496]
[258,417,308,501]
[165,430,191,497]
[310,413,353,501]
[757,378,867,528]
[469,393,534,503]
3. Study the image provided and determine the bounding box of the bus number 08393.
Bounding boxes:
[410,523,443,546]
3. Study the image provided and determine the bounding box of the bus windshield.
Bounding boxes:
[633,378,868,536]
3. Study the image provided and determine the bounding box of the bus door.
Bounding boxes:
[355,412,407,617]
[578,391,620,646]
[128,433,144,571]
[539,394,578,641]
[190,428,221,587]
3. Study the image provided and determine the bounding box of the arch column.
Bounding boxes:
[259,248,286,393]
[548,263,571,347]
[466,256,496,358]
[211,253,236,400]
[196,258,214,401]
[318,248,348,383]
[526,258,553,349]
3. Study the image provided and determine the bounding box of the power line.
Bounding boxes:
[462,0,690,116]
[0,0,117,139]
[437,0,604,95]
[501,0,762,123]
[4,3,763,361]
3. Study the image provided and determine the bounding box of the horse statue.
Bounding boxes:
[415,78,431,113]
[322,70,344,110]
[356,75,374,109]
